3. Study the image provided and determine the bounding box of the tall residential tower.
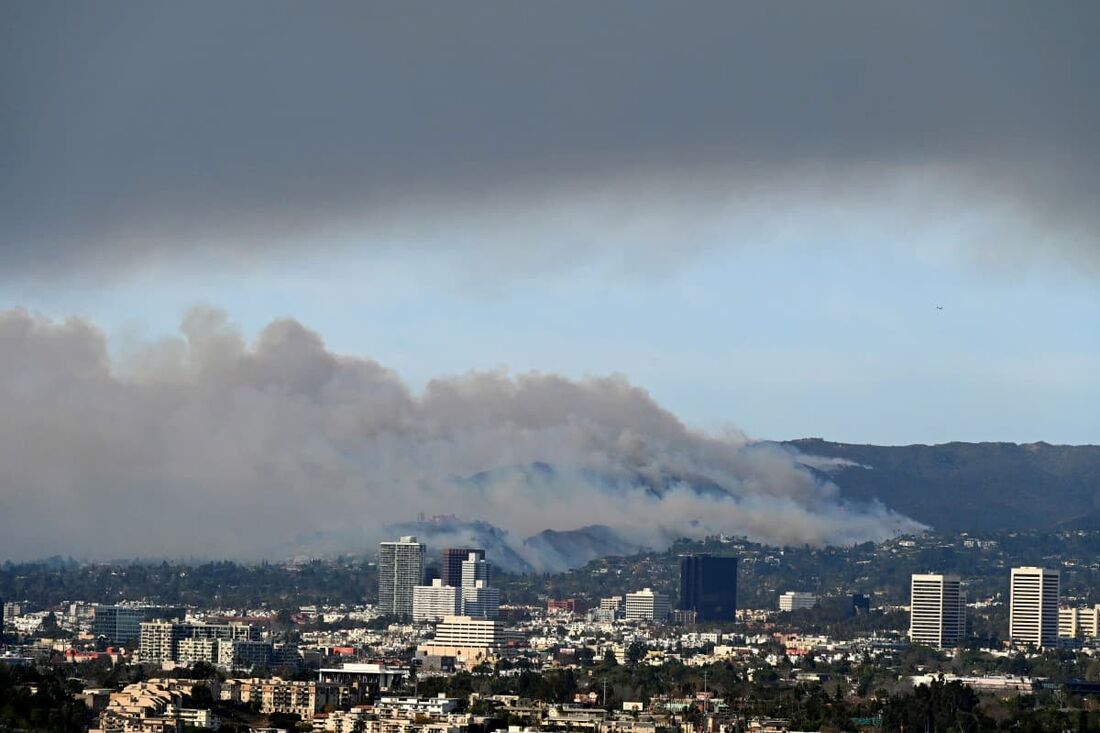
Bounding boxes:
[378,536,425,618]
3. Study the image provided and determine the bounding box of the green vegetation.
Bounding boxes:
[789,439,1100,532]
[0,557,376,607]
[0,665,89,732]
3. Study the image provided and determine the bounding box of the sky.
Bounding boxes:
[0,2,1098,559]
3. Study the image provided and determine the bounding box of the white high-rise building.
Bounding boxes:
[778,592,818,612]
[378,536,425,618]
[909,574,965,649]
[412,580,461,623]
[461,580,501,619]
[624,589,670,622]
[461,553,491,588]
[1010,567,1060,649]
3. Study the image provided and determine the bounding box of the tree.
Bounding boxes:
[626,641,647,667]
[39,611,62,638]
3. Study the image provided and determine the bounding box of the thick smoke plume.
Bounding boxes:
[0,308,922,565]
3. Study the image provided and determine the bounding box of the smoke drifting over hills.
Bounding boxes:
[0,308,921,564]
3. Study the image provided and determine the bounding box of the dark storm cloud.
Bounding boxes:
[2,1,1098,274]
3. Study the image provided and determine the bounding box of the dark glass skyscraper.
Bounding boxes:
[441,547,485,587]
[679,554,738,621]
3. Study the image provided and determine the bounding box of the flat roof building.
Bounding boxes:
[442,547,484,588]
[413,580,461,623]
[779,592,818,612]
[93,605,184,646]
[909,574,964,649]
[1010,567,1060,649]
[378,536,425,619]
[679,554,738,622]
[1059,605,1100,639]
[416,615,510,666]
[625,588,670,622]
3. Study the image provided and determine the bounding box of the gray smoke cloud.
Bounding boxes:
[0,307,922,565]
[2,2,1098,278]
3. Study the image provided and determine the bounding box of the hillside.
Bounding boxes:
[788,439,1100,532]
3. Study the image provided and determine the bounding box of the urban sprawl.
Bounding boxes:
[2,532,1100,732]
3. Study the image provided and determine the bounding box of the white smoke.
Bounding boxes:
[0,307,923,564]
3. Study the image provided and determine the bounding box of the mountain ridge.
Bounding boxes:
[785,438,1100,532]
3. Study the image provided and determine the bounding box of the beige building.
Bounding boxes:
[220,677,352,718]
[324,706,471,733]
[90,679,217,733]
[1059,604,1100,639]
[416,615,509,665]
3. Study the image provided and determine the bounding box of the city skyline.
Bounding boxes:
[1,3,1099,730]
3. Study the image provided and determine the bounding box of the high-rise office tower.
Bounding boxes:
[909,574,965,649]
[1010,566,1060,649]
[461,552,491,588]
[378,536,426,618]
[442,548,484,588]
[678,554,738,621]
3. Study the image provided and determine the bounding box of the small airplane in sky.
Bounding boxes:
[936,305,944,310]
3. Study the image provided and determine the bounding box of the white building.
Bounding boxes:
[1010,567,1060,649]
[378,536,425,619]
[1059,605,1100,639]
[139,621,261,664]
[176,638,217,666]
[413,580,461,623]
[624,589,670,622]
[461,552,492,588]
[778,592,818,612]
[909,573,964,649]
